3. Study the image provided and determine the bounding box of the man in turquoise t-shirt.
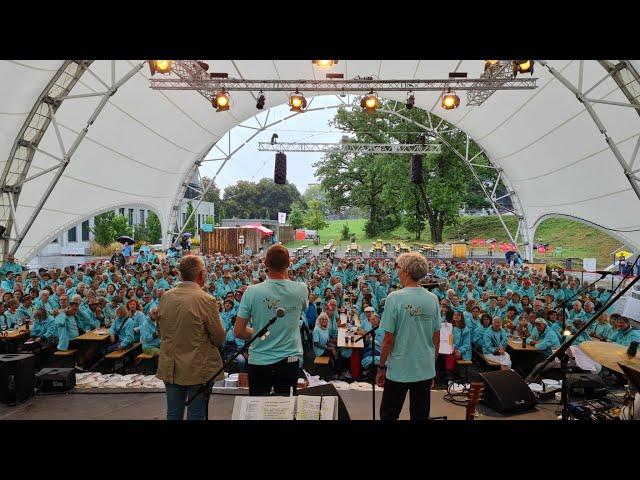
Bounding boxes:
[377,252,441,420]
[235,245,308,396]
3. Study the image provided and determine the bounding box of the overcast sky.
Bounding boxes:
[198,95,352,195]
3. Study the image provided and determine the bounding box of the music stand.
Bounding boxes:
[299,383,351,420]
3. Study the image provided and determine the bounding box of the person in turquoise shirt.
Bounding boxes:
[361,314,384,370]
[432,284,447,301]
[0,254,23,276]
[107,306,136,352]
[136,251,148,264]
[453,281,467,300]
[55,303,80,351]
[568,318,591,345]
[528,318,560,356]
[72,295,99,333]
[234,245,308,396]
[494,297,509,319]
[482,317,512,368]
[473,313,492,348]
[312,313,334,358]
[452,312,472,361]
[377,252,440,420]
[4,299,21,328]
[566,301,585,326]
[18,296,35,322]
[609,317,640,347]
[140,307,160,356]
[551,282,566,303]
[29,308,58,345]
[1,271,15,292]
[589,314,613,341]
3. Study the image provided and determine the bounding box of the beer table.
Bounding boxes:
[337,312,364,378]
[508,338,541,352]
[0,325,29,353]
[74,328,111,342]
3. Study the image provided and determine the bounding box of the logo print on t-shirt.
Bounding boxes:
[405,304,428,320]
[263,297,280,310]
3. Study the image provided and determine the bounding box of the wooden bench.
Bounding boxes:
[135,351,158,374]
[54,349,78,357]
[314,356,331,365]
[136,352,155,361]
[105,342,142,373]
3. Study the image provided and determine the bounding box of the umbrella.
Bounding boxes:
[182,232,192,237]
[616,250,632,259]
[117,235,134,244]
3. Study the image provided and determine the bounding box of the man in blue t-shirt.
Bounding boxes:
[235,244,308,396]
[377,252,441,420]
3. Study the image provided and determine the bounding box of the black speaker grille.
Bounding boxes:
[411,154,424,184]
[274,152,287,185]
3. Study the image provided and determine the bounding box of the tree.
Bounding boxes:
[184,202,197,235]
[91,212,116,246]
[222,178,302,219]
[200,176,221,204]
[288,201,307,229]
[302,184,330,213]
[147,211,162,243]
[305,199,329,231]
[111,214,133,239]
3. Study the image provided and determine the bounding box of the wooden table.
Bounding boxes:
[337,313,364,378]
[508,338,541,352]
[1,326,29,353]
[75,328,111,342]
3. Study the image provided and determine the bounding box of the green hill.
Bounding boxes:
[285,216,624,268]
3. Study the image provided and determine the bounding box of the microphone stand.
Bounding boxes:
[185,312,281,419]
[526,255,640,420]
[354,325,379,420]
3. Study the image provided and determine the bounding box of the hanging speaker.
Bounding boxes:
[274,152,287,185]
[411,154,424,184]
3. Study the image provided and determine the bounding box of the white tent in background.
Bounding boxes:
[1,60,639,263]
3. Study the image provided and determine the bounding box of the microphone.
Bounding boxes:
[261,307,286,340]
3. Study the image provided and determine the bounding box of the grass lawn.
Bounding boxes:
[284,216,624,268]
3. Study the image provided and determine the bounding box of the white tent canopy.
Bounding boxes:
[1,59,639,263]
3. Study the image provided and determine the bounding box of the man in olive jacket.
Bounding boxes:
[156,254,226,420]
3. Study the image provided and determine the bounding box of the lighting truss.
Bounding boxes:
[466,60,519,106]
[150,61,537,94]
[257,142,441,154]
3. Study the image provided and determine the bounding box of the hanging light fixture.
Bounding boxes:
[441,88,460,110]
[312,60,338,68]
[148,60,172,76]
[256,91,266,110]
[289,89,307,112]
[360,90,380,113]
[484,60,500,71]
[513,60,534,76]
[406,91,415,110]
[212,89,230,112]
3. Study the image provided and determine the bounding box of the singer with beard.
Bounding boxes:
[234,244,308,396]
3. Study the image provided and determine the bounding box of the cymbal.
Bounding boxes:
[579,341,640,374]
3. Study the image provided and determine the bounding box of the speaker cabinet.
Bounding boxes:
[478,369,538,413]
[0,354,37,405]
[274,152,287,185]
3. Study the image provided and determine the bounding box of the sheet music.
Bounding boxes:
[439,322,453,355]
[232,396,296,420]
[319,396,338,420]
[295,395,322,420]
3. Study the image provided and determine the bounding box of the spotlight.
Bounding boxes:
[312,60,338,68]
[148,60,172,76]
[562,327,572,338]
[197,61,209,71]
[441,88,460,110]
[484,60,499,71]
[256,91,266,110]
[289,90,307,112]
[212,89,230,112]
[406,92,415,110]
[360,90,380,113]
[513,60,534,76]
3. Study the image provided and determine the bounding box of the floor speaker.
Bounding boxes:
[478,369,538,413]
[0,353,37,405]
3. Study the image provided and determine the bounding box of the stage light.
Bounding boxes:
[441,89,460,110]
[562,327,572,337]
[256,91,266,110]
[197,61,209,71]
[312,60,338,68]
[513,60,534,76]
[289,90,307,112]
[406,92,415,110]
[212,89,230,112]
[270,133,278,145]
[484,60,499,71]
[148,60,172,76]
[360,90,380,113]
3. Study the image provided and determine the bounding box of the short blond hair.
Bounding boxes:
[179,254,204,282]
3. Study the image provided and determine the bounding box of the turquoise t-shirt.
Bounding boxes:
[380,287,441,383]
[237,279,308,365]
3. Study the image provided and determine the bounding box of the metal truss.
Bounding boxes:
[539,60,640,204]
[467,60,518,106]
[151,76,538,93]
[0,60,145,261]
[257,142,442,154]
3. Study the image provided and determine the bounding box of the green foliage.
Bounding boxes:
[305,199,329,231]
[205,215,214,224]
[91,212,116,247]
[288,201,307,229]
[147,211,162,243]
[184,202,197,235]
[111,214,133,238]
[134,223,151,243]
[223,178,302,219]
[341,222,351,240]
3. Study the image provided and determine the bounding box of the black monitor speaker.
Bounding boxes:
[478,369,538,413]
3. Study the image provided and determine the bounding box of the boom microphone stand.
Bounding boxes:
[526,255,640,420]
[185,308,285,420]
[354,325,379,420]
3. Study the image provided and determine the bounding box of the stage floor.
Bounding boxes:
[0,388,559,420]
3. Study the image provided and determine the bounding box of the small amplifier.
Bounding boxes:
[36,368,76,392]
[566,373,607,398]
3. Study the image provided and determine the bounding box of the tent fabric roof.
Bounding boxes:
[1,60,640,263]
[241,224,273,235]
